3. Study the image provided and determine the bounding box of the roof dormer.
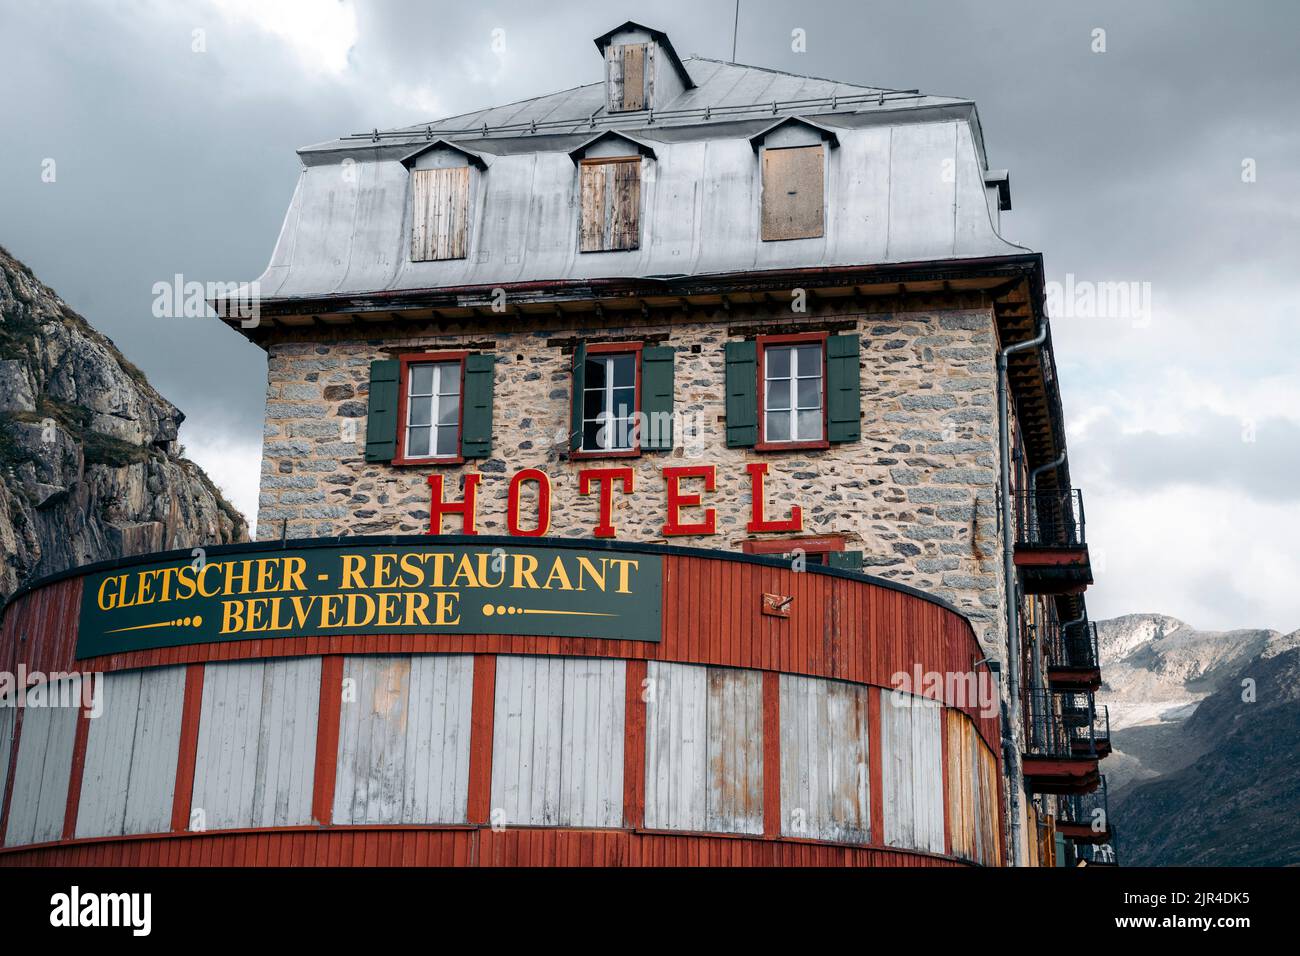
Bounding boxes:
[593,21,694,114]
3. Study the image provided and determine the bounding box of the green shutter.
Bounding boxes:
[569,342,587,453]
[725,340,758,448]
[641,346,675,451]
[827,550,863,572]
[364,359,400,463]
[827,333,861,443]
[461,353,495,459]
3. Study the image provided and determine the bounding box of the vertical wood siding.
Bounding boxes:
[491,656,625,828]
[946,710,1001,866]
[3,680,79,846]
[190,658,320,831]
[0,705,13,827]
[778,674,870,842]
[75,667,185,839]
[643,662,763,834]
[880,692,945,853]
[333,655,474,825]
[411,167,470,261]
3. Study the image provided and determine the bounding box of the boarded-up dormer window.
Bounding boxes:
[579,158,640,252]
[761,145,825,241]
[608,43,650,112]
[411,166,470,261]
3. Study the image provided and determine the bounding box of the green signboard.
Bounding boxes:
[76,543,663,658]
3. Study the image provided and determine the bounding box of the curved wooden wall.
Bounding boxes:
[0,544,1004,867]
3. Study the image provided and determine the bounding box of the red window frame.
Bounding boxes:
[741,535,846,565]
[392,350,468,467]
[755,331,830,451]
[571,341,644,460]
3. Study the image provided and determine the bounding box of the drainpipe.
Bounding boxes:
[997,319,1048,866]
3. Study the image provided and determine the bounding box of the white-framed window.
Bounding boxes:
[764,343,823,443]
[405,360,461,459]
[582,352,637,452]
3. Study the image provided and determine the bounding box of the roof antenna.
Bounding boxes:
[731,0,741,63]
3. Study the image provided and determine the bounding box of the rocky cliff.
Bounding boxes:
[0,246,247,600]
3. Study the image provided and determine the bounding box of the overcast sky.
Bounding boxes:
[2,0,1297,631]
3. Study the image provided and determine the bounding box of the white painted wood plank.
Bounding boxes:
[491,656,624,828]
[76,667,185,838]
[780,674,869,843]
[333,655,472,825]
[4,680,79,846]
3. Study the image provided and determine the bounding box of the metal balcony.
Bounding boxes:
[1021,689,1102,794]
[1073,840,1119,866]
[1014,489,1093,594]
[1058,775,1112,843]
[1045,620,1101,691]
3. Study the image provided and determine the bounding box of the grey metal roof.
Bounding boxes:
[300,57,973,157]
[246,43,1028,306]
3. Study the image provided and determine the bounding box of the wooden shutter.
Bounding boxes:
[621,44,646,110]
[460,353,495,459]
[724,340,758,448]
[411,166,470,261]
[761,145,825,241]
[641,346,675,451]
[579,160,641,253]
[826,333,861,443]
[569,342,587,453]
[364,359,400,463]
[826,550,864,572]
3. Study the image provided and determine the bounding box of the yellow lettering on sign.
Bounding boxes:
[542,557,574,591]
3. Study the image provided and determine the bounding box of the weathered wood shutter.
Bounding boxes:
[761,145,825,241]
[622,44,645,109]
[411,166,470,261]
[827,550,864,572]
[569,342,587,453]
[608,43,649,111]
[460,353,495,459]
[579,161,640,252]
[364,359,400,463]
[826,333,861,443]
[724,340,758,448]
[641,346,675,451]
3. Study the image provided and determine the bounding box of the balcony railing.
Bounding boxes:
[1015,489,1086,548]
[1060,775,1111,836]
[1025,689,1109,758]
[1074,840,1119,866]
[1044,620,1100,672]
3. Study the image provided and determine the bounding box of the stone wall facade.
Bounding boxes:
[256,303,1008,653]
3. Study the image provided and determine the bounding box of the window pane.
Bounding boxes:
[435,424,458,457]
[797,377,821,409]
[611,386,636,417]
[766,378,791,411]
[610,354,635,388]
[795,344,821,375]
[409,364,434,396]
[797,409,821,441]
[766,412,790,443]
[408,395,432,427]
[585,357,608,390]
[437,394,459,426]
[407,426,431,458]
[436,363,460,396]
[583,421,604,450]
[766,346,791,379]
[583,388,606,420]
[607,417,633,450]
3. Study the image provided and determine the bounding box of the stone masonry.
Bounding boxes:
[256,302,1008,654]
